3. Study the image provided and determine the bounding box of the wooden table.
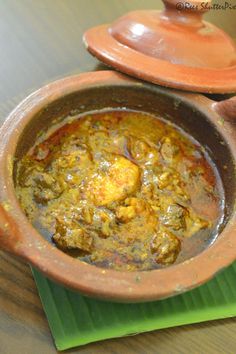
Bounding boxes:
[0,1,236,353]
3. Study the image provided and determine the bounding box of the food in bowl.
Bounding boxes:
[15,109,224,271]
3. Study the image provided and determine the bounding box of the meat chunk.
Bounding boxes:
[185,215,210,237]
[52,144,92,170]
[161,204,186,231]
[158,195,209,237]
[150,229,181,265]
[33,144,50,161]
[116,198,158,245]
[116,205,136,222]
[53,219,93,252]
[116,197,154,222]
[124,197,148,212]
[32,172,63,203]
[92,208,116,238]
[87,156,140,206]
[160,137,179,162]
[129,137,159,165]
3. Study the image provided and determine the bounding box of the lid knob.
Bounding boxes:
[161,0,210,27]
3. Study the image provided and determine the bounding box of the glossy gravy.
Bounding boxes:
[16,110,224,271]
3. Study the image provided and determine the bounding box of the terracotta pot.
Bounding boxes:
[0,71,236,303]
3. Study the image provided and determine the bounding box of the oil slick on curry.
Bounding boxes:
[15,110,224,271]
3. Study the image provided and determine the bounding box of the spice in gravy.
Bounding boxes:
[16,110,224,271]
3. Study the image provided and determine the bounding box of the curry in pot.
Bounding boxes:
[16,110,224,271]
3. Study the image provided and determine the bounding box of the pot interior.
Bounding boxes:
[13,83,236,264]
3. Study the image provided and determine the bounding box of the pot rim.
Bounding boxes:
[0,70,236,302]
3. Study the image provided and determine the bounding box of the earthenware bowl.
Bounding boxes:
[0,71,235,302]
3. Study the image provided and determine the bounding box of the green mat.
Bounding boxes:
[32,262,236,351]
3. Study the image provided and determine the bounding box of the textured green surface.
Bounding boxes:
[32,262,236,351]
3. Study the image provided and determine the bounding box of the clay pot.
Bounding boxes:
[0,71,236,302]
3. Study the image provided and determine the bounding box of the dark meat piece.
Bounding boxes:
[161,204,186,231]
[150,229,181,265]
[32,172,63,203]
[17,164,43,187]
[53,220,93,252]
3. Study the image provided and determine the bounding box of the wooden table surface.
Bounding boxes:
[0,1,236,353]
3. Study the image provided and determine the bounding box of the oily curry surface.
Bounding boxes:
[16,110,223,271]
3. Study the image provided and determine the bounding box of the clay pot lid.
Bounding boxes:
[83,0,236,93]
